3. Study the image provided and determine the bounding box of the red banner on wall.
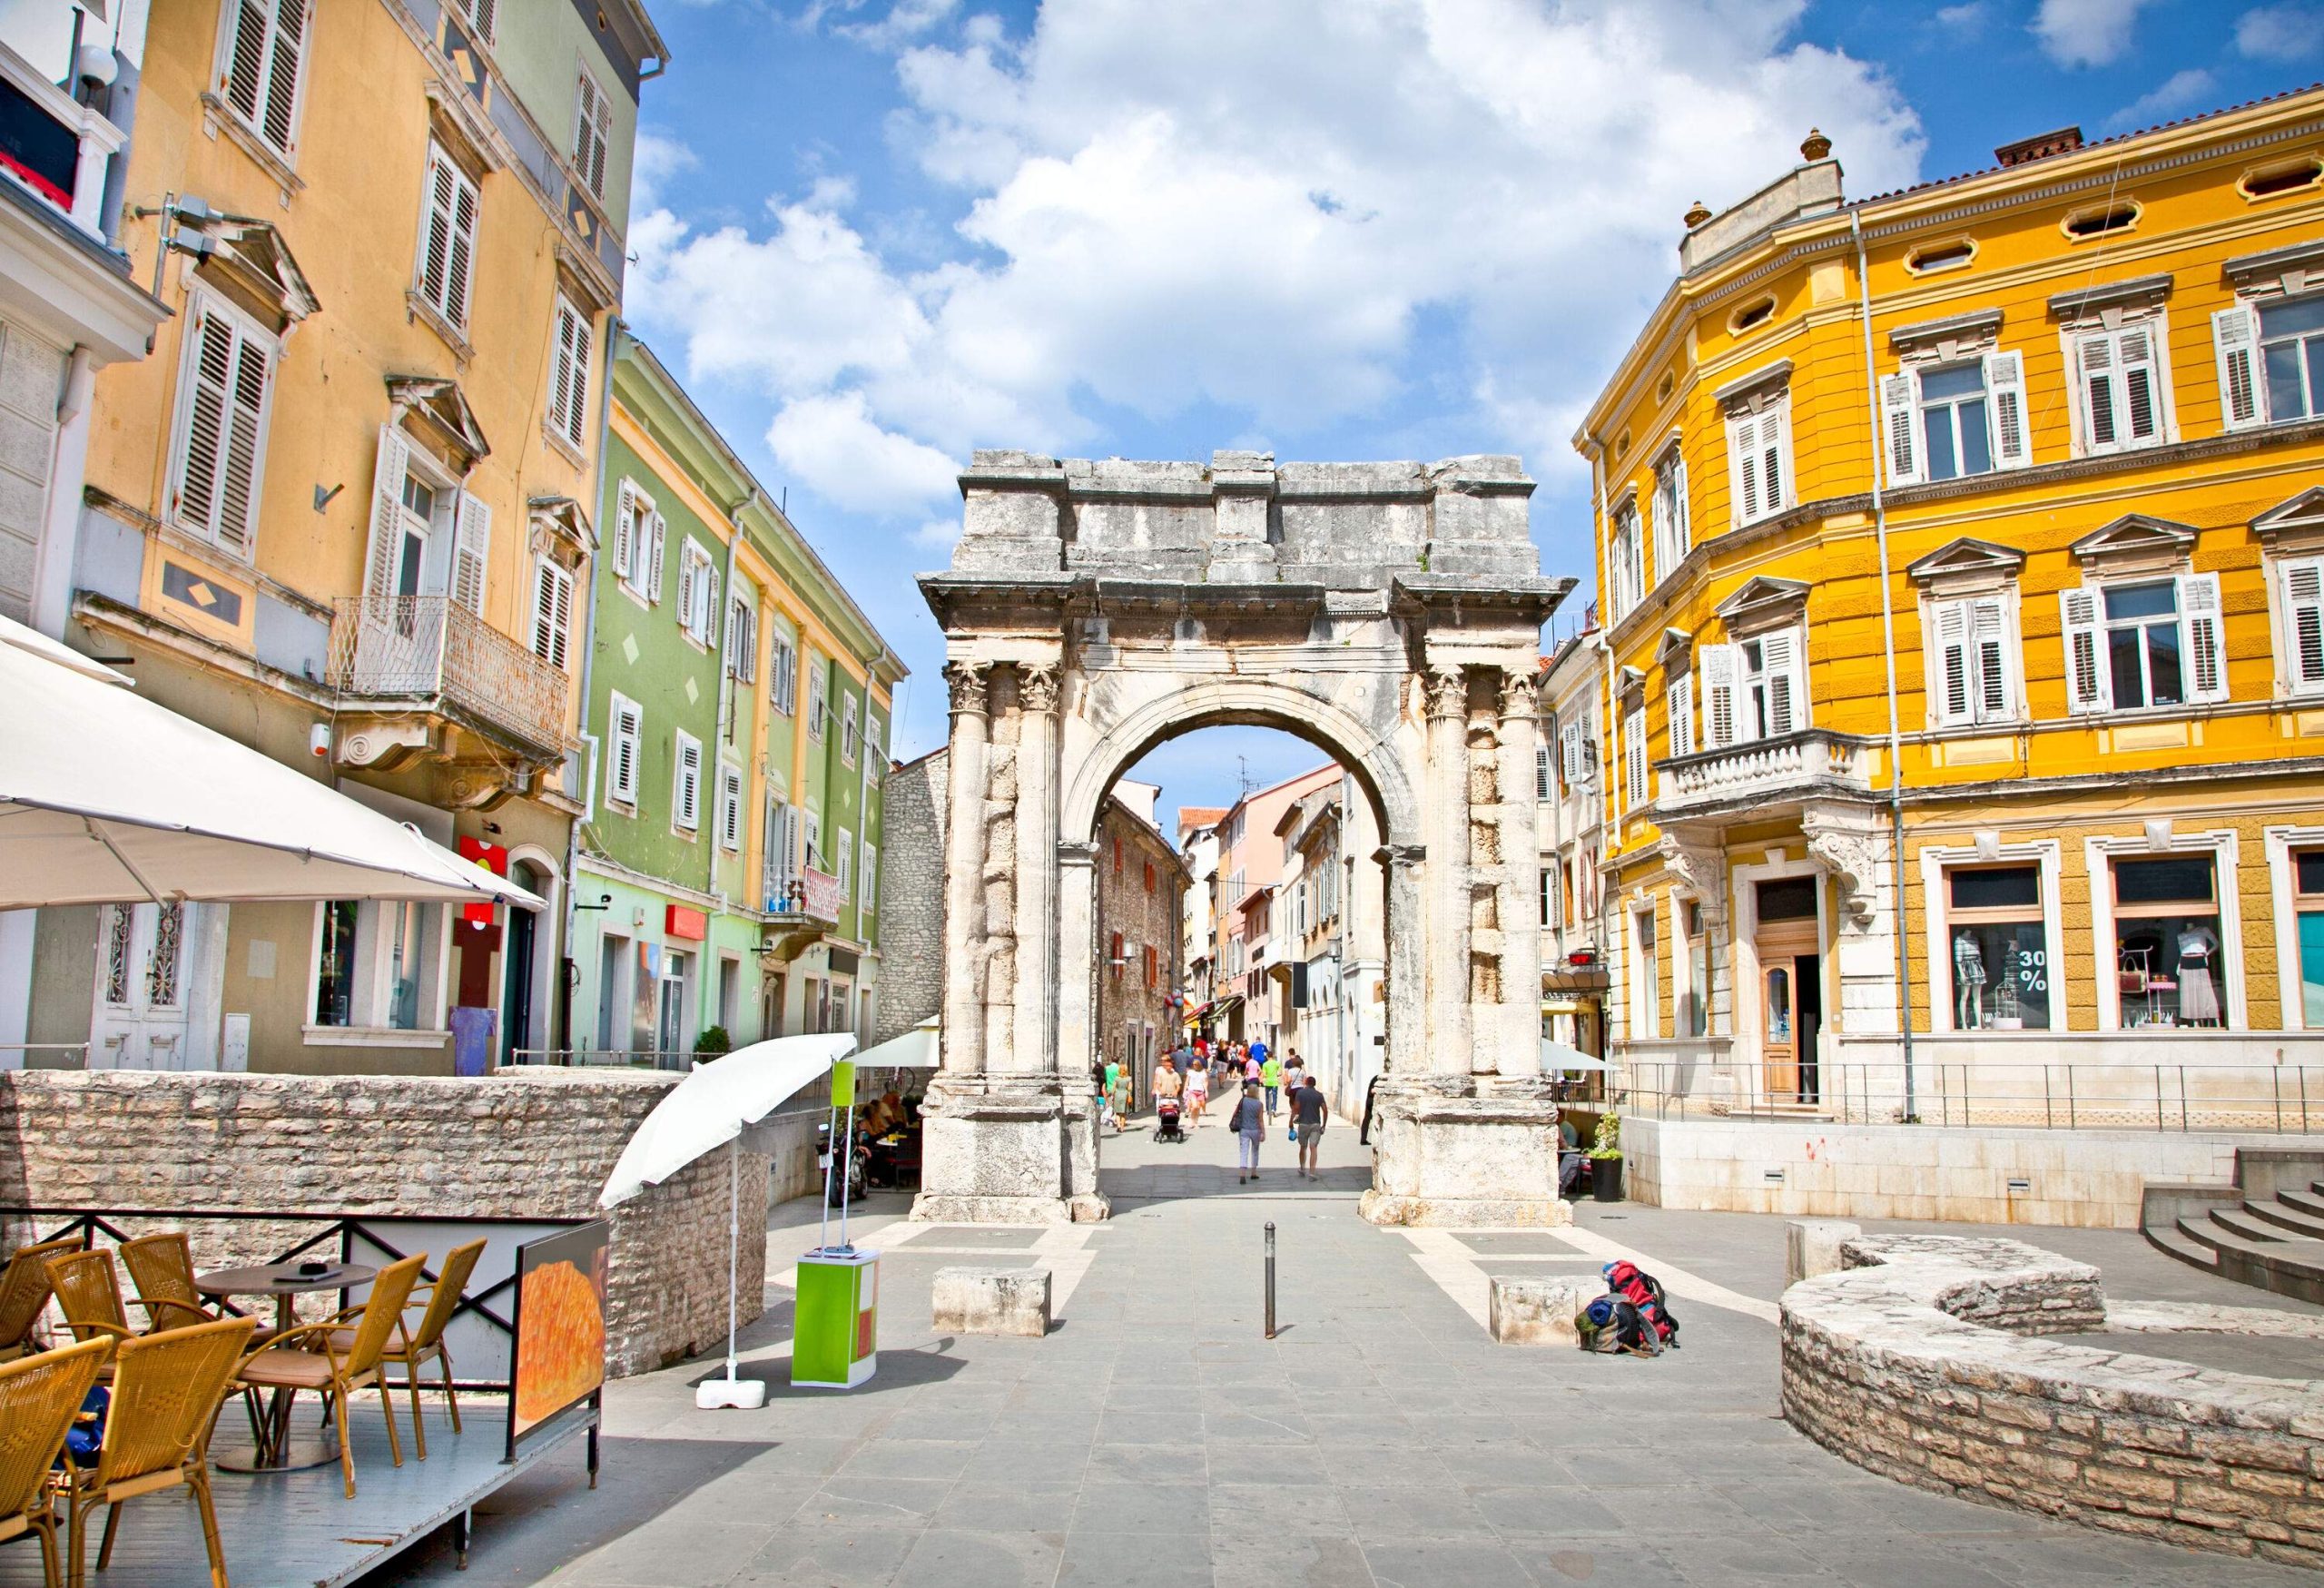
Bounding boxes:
[665,904,708,942]
[458,837,508,927]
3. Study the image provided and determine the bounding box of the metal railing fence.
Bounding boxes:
[329,595,568,755]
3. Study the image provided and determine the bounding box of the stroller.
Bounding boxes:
[1153,1097,1186,1143]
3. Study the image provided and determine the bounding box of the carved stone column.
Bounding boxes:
[1377,843,1426,1079]
[1804,799,1896,1042]
[1665,829,1731,1040]
[1053,839,1098,1098]
[1010,663,1061,1076]
[1423,666,1472,1076]
[940,661,990,1077]
[1496,668,1546,1080]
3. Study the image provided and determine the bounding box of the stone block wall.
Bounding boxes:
[1782,1231,2324,1570]
[0,1069,764,1377]
[875,749,947,1044]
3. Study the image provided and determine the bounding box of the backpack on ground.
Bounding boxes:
[1602,1259,1679,1347]
[1581,1296,1655,1356]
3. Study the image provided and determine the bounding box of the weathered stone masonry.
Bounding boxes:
[0,1070,763,1377]
[1781,1232,2324,1570]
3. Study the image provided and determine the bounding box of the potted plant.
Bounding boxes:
[1588,1113,1624,1203]
[694,1026,734,1059]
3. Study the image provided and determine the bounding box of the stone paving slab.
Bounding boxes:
[356,1114,2322,1586]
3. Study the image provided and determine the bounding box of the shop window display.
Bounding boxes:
[2112,855,2225,1028]
[1945,864,2050,1031]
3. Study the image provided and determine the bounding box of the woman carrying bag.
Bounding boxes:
[1231,1081,1267,1183]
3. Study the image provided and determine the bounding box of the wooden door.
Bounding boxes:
[1761,958,1799,1099]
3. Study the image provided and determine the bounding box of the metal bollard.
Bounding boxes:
[1265,1220,1276,1338]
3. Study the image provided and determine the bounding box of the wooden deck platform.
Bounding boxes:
[0,1394,594,1588]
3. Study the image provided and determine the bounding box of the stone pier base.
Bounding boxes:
[1358,1077,1571,1228]
[911,1073,1111,1225]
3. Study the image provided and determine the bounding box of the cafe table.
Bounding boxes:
[197,1259,378,1474]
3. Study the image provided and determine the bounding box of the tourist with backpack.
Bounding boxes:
[1287,1074,1328,1178]
[1228,1081,1266,1182]
[1594,1260,1679,1352]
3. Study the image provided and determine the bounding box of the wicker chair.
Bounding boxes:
[324,1238,483,1459]
[0,1238,81,1361]
[117,1236,268,1344]
[0,1336,114,1588]
[234,1253,424,1499]
[44,1251,210,1345]
[56,1317,254,1588]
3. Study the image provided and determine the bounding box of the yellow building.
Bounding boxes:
[26,0,665,1073]
[1574,92,2324,1116]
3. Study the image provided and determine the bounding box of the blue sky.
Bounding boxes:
[627,0,2324,823]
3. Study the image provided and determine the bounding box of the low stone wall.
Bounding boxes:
[1781,1231,2324,1569]
[0,1070,764,1377]
[1625,1114,2284,1228]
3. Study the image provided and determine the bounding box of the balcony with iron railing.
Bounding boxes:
[0,41,126,244]
[1654,729,1877,820]
[763,867,842,925]
[328,597,569,762]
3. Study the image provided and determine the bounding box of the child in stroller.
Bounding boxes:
[1154,1095,1186,1142]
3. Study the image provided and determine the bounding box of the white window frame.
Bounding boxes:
[726,596,758,683]
[676,539,718,646]
[213,0,312,165]
[547,294,593,453]
[2263,824,2324,1030]
[1880,349,2031,487]
[529,555,573,670]
[806,657,827,744]
[673,730,703,834]
[1918,841,2066,1035]
[2083,830,2245,1031]
[606,693,642,810]
[414,140,482,330]
[2059,574,2229,715]
[1926,593,2018,727]
[1607,499,1644,620]
[1649,445,1689,584]
[2276,556,2324,697]
[2235,290,2324,428]
[841,694,860,767]
[1630,904,1660,1041]
[769,629,798,714]
[304,899,451,1041]
[835,825,854,900]
[2065,316,2172,457]
[573,59,613,202]
[803,811,823,872]
[1701,626,1807,746]
[1724,390,1792,527]
[1621,704,1648,809]
[1666,673,1696,759]
[715,758,743,853]
[861,839,877,912]
[164,288,278,560]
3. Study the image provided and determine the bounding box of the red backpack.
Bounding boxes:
[1602,1260,1679,1346]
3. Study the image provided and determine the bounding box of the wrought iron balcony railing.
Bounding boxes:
[328,596,568,759]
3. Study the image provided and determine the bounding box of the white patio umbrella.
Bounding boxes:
[1541,1040,1613,1072]
[852,1017,939,1070]
[0,613,539,909]
[596,1032,860,1407]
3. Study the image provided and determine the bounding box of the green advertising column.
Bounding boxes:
[794,1059,879,1388]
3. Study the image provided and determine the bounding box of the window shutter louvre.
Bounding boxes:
[1761,627,1804,735]
[1701,643,1738,747]
[1728,412,1761,522]
[260,0,305,154]
[704,566,720,647]
[2059,587,2110,714]
[1880,372,1919,485]
[1971,597,2011,717]
[1623,705,1648,808]
[675,735,702,830]
[610,698,640,804]
[2286,558,2324,688]
[613,482,635,578]
[2118,324,2160,442]
[1535,742,1551,801]
[361,426,410,609]
[530,558,571,669]
[1759,399,1789,513]
[1934,598,1971,725]
[646,515,665,602]
[1667,673,1696,758]
[1984,350,2030,467]
[450,491,490,614]
[1670,452,1690,556]
[2178,572,2228,703]
[2214,306,2265,429]
[172,311,231,536]
[549,298,592,449]
[2079,333,2118,449]
[719,764,743,851]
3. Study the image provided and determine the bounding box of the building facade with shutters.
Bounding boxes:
[1093,780,1187,1108]
[1574,91,2324,1119]
[15,0,665,1074]
[570,339,902,1061]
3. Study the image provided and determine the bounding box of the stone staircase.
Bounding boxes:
[2142,1146,2324,1305]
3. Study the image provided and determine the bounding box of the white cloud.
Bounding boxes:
[2032,0,2157,66]
[2107,68,2219,130]
[910,517,964,548]
[1934,1,1987,33]
[631,130,697,209]
[765,392,963,514]
[2237,3,2324,60]
[633,0,1924,521]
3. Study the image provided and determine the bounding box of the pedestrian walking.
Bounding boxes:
[1284,1050,1306,1097]
[1187,1054,1210,1125]
[1103,1055,1124,1134]
[1229,1081,1266,1183]
[1288,1073,1329,1179]
[1260,1050,1283,1117]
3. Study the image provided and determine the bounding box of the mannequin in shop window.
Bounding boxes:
[2178,924,2221,1026]
[1953,930,1985,1030]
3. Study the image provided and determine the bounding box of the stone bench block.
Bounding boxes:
[1786,1218,1861,1287]
[932,1265,1052,1337]
[1488,1274,1595,1346]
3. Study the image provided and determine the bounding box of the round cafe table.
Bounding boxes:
[196,1261,378,1475]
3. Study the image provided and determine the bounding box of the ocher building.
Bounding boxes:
[1575,91,2324,1117]
[26,0,663,1073]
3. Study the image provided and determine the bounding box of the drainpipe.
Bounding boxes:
[560,317,627,1054]
[1851,211,1915,1120]
[1588,439,1620,1068]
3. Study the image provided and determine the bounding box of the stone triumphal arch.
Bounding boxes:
[913,449,1576,1227]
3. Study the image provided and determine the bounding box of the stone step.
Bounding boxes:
[2183,1213,2324,1306]
[2292,1185,2324,1216]
[2142,1218,2221,1273]
[2246,1197,2324,1240]
[2212,1205,2299,1245]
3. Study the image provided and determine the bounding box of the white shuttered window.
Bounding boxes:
[1622,706,1648,808]
[1666,673,1696,759]
[1930,596,2013,725]
[530,557,573,670]
[1725,397,1791,526]
[770,632,797,713]
[547,295,592,451]
[716,761,743,852]
[168,294,275,558]
[573,67,612,200]
[674,732,703,833]
[607,695,642,807]
[2074,322,2164,454]
[416,143,481,329]
[2215,306,2266,430]
[219,0,310,162]
[449,492,490,614]
[2283,558,2324,694]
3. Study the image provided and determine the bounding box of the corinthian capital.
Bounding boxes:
[1019,662,1061,715]
[1499,667,1541,720]
[945,660,991,716]
[1424,666,1467,720]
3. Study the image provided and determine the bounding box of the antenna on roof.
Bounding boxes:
[1237,755,1257,801]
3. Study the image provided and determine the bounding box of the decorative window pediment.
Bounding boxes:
[1714,575,1809,636]
[195,221,320,334]
[2224,238,2324,301]
[528,494,596,566]
[1905,537,2026,596]
[1712,359,1791,415]
[2048,273,2171,328]
[1657,626,1694,666]
[1888,308,2002,362]
[387,375,491,475]
[423,79,505,177]
[2070,513,2196,575]
[2252,487,2324,555]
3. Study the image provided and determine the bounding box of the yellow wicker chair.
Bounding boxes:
[0,1336,113,1588]
[117,1235,268,1343]
[44,1251,211,1345]
[325,1238,484,1458]
[56,1317,254,1588]
[233,1253,424,1499]
[0,1238,81,1361]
